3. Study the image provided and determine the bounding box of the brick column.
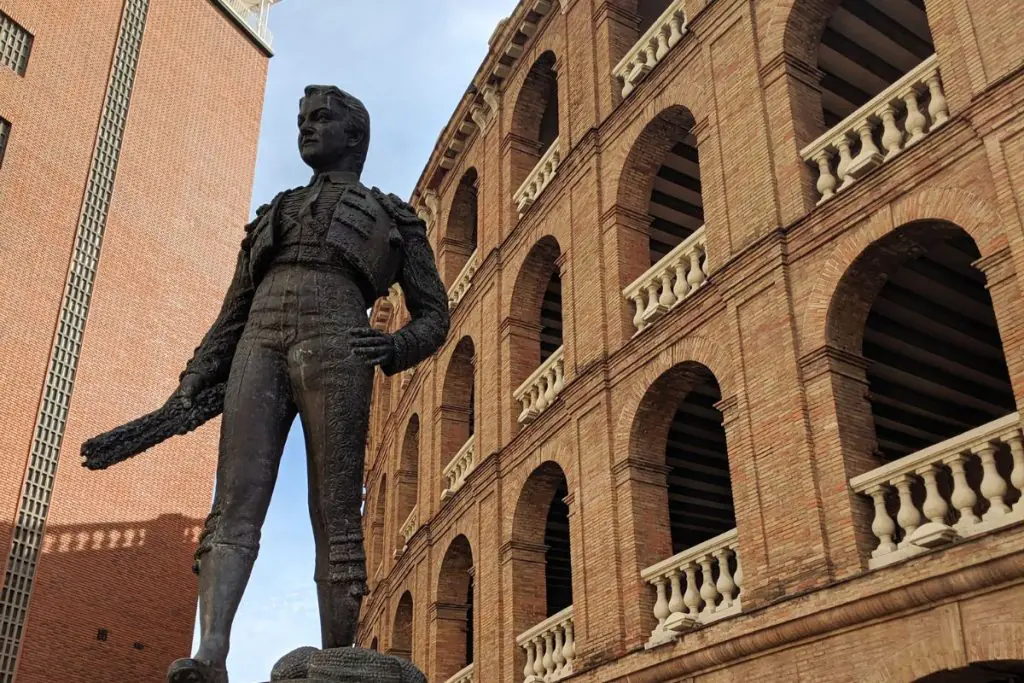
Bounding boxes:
[975,247,1024,410]
[601,205,651,350]
[429,601,470,682]
[501,318,544,437]
[593,2,638,123]
[612,457,672,650]
[500,540,548,683]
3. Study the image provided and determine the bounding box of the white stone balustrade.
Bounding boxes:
[640,529,742,648]
[623,226,708,335]
[801,55,949,206]
[444,663,474,683]
[220,0,276,46]
[448,250,479,310]
[399,505,418,548]
[514,346,565,425]
[850,413,1024,569]
[442,435,476,501]
[516,606,576,683]
[613,0,687,97]
[514,139,561,217]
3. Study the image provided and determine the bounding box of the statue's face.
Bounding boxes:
[297,94,357,169]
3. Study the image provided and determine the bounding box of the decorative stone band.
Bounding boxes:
[448,250,479,310]
[623,226,708,335]
[442,435,476,501]
[217,0,276,48]
[514,346,566,425]
[612,0,687,98]
[800,54,948,206]
[640,528,742,649]
[514,139,561,217]
[399,505,418,549]
[443,663,474,683]
[516,605,576,683]
[850,412,1024,569]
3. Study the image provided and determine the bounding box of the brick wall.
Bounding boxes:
[361,0,1024,681]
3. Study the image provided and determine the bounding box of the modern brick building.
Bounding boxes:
[0,1,274,680]
[359,0,1024,681]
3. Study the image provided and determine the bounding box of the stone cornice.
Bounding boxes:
[798,345,869,383]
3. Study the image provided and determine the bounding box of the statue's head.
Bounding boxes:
[298,85,371,174]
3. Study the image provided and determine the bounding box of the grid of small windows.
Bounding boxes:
[0,0,150,678]
[0,11,33,76]
[0,118,10,169]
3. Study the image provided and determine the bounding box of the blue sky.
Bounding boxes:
[198,2,515,679]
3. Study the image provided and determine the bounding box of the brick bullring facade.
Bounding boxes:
[0,1,273,680]
[359,0,1024,681]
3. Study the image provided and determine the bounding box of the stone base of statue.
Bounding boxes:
[264,646,427,683]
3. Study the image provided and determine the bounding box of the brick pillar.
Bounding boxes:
[501,540,548,683]
[592,2,638,123]
[429,601,469,682]
[439,236,475,288]
[759,53,823,228]
[602,205,651,351]
[501,318,544,437]
[799,345,879,581]
[976,247,1024,410]
[612,457,672,650]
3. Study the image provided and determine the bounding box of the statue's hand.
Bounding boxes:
[348,328,396,369]
[168,373,204,411]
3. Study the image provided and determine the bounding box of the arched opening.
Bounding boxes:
[444,169,480,286]
[440,337,476,496]
[512,462,574,624]
[637,0,673,36]
[829,222,1015,464]
[511,51,560,191]
[817,0,935,131]
[434,535,474,680]
[510,237,565,426]
[396,415,420,549]
[370,636,378,651]
[370,476,387,575]
[913,660,1024,682]
[391,591,414,660]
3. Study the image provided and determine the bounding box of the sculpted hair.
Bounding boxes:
[303,85,371,172]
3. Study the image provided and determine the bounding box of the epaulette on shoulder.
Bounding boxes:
[371,186,422,226]
[244,191,285,233]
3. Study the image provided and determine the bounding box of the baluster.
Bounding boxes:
[552,627,566,676]
[658,268,677,309]
[732,546,743,598]
[563,620,575,670]
[976,442,1010,520]
[523,640,536,683]
[686,246,707,290]
[1006,432,1024,513]
[643,281,661,321]
[879,103,903,160]
[916,464,951,527]
[682,563,701,618]
[866,485,897,556]
[631,293,646,332]
[892,474,922,544]
[812,149,837,204]
[945,452,980,530]
[552,360,565,396]
[667,13,684,47]
[698,555,721,619]
[852,119,882,169]
[536,380,549,413]
[713,547,736,610]
[654,27,670,60]
[672,258,690,302]
[666,569,685,620]
[621,73,635,98]
[651,576,670,629]
[926,72,949,128]
[835,136,855,190]
[904,88,928,145]
[543,368,557,406]
[543,631,556,679]
[532,637,546,680]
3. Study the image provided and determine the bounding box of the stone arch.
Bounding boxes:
[391,591,414,660]
[911,661,1024,683]
[442,168,480,285]
[510,50,560,193]
[508,235,563,380]
[395,414,420,548]
[440,336,476,492]
[434,534,475,680]
[802,187,1010,355]
[763,0,843,67]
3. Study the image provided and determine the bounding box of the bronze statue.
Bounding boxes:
[82,86,448,683]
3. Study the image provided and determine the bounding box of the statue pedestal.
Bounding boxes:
[264,646,426,683]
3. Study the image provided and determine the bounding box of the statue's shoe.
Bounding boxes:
[167,657,228,683]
